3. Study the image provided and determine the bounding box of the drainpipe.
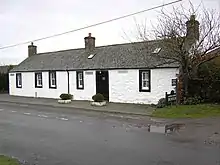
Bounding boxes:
[67,70,70,94]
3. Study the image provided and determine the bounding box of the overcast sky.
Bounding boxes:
[0,0,219,65]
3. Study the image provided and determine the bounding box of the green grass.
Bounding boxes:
[152,104,220,118]
[0,155,20,165]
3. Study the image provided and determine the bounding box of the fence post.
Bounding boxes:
[176,78,178,105]
[165,92,168,106]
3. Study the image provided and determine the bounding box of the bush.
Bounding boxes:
[183,96,203,105]
[156,98,166,108]
[92,93,105,102]
[0,73,8,92]
[188,79,220,103]
[60,93,73,100]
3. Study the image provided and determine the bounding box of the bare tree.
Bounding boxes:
[134,1,220,100]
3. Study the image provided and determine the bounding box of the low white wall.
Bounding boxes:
[69,71,96,101]
[9,70,96,101]
[9,68,178,104]
[9,71,68,99]
[109,68,179,104]
[9,72,34,97]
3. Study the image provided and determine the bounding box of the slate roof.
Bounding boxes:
[11,41,179,72]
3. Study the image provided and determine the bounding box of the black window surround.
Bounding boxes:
[16,73,22,88]
[35,72,43,88]
[76,71,84,89]
[139,70,151,92]
[49,71,57,89]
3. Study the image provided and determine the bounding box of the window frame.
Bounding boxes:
[139,70,151,92]
[35,72,43,88]
[49,71,57,89]
[76,71,84,89]
[16,73,22,88]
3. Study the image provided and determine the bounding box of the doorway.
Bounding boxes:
[96,70,109,100]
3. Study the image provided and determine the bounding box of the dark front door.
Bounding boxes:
[96,70,109,100]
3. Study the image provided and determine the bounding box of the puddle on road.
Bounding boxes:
[205,132,220,147]
[148,123,185,134]
[148,125,166,133]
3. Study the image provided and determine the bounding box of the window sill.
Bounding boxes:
[139,89,151,92]
[49,86,57,89]
[35,86,43,88]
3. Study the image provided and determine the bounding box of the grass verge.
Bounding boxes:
[152,104,220,118]
[0,155,20,165]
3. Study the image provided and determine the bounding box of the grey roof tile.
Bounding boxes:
[11,41,179,72]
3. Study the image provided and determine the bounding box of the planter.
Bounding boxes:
[91,101,107,106]
[58,99,72,104]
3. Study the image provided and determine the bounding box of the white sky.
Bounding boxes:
[0,0,219,65]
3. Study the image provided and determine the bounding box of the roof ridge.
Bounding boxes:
[37,47,84,55]
[37,40,158,55]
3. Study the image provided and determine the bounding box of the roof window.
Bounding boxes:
[88,54,95,59]
[152,48,161,54]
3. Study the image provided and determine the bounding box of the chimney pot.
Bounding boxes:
[186,15,200,43]
[84,33,95,52]
[190,15,196,21]
[28,42,37,57]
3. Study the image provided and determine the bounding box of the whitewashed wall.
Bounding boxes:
[9,68,178,104]
[109,68,179,104]
[9,70,96,100]
[69,71,96,101]
[9,71,68,98]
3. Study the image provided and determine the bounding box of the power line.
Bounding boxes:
[0,0,182,50]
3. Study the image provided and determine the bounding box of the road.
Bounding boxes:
[0,102,219,165]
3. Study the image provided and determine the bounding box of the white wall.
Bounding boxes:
[9,71,68,98]
[9,68,178,104]
[109,68,179,104]
[69,71,96,101]
[9,72,34,97]
[9,70,96,101]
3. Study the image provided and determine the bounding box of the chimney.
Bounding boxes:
[28,42,37,57]
[84,33,95,52]
[186,15,200,43]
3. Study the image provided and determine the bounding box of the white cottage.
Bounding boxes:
[9,33,179,104]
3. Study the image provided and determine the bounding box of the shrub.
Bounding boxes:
[92,93,105,102]
[156,98,166,108]
[60,93,73,100]
[183,96,203,105]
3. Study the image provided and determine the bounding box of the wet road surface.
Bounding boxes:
[0,102,219,165]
